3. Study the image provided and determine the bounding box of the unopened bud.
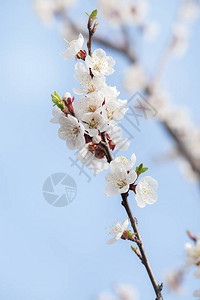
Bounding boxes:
[92,135,101,144]
[76,49,87,61]
[62,92,71,101]
[92,21,98,33]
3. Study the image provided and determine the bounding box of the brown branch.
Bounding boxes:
[100,132,113,163]
[101,133,164,299]
[121,192,163,300]
[87,17,96,56]
[61,13,164,297]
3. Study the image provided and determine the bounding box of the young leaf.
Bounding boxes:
[90,9,98,19]
[141,167,148,173]
[131,245,137,253]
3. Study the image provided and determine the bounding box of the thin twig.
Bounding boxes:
[121,192,163,300]
[87,18,94,56]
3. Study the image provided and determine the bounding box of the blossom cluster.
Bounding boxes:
[51,31,158,207]
[98,0,159,41]
[104,154,158,208]
[185,234,200,298]
[51,33,130,174]
[146,87,200,181]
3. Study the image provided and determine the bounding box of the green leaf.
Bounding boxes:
[54,91,61,101]
[136,163,148,175]
[138,163,143,172]
[90,9,98,19]
[127,230,133,239]
[141,167,148,173]
[57,103,65,110]
[51,92,65,110]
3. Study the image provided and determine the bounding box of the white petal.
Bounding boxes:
[107,237,117,245]
[115,138,130,150]
[104,185,118,196]
[127,170,137,184]
[120,184,129,194]
[135,194,146,208]
[130,153,136,166]
[121,218,129,231]
[110,161,126,174]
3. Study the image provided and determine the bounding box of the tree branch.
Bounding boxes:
[101,133,164,299]
[121,192,163,300]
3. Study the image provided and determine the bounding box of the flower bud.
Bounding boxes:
[76,49,87,61]
[62,92,71,100]
[92,135,101,144]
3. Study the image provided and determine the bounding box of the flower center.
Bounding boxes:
[88,118,99,128]
[94,64,101,72]
[72,126,80,136]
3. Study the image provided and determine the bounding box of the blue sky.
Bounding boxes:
[0,0,200,299]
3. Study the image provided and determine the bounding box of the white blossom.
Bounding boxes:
[128,1,149,26]
[77,144,109,174]
[171,24,189,56]
[85,49,115,76]
[123,64,147,92]
[82,111,108,136]
[58,115,85,150]
[50,105,64,124]
[107,218,129,244]
[73,94,104,120]
[185,236,200,268]
[104,99,128,124]
[104,160,137,196]
[112,153,136,172]
[179,1,200,22]
[61,33,84,60]
[106,125,130,151]
[73,62,106,95]
[100,85,120,101]
[135,176,158,208]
